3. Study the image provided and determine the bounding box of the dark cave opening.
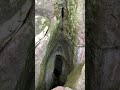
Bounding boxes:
[50,55,65,89]
[54,55,63,77]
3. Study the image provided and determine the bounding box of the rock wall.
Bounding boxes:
[36,0,85,90]
[86,0,120,90]
[0,0,34,90]
[36,0,78,90]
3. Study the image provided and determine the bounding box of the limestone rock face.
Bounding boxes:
[52,86,72,90]
[0,0,34,90]
[86,0,120,90]
[64,64,85,90]
[35,0,85,90]
[35,0,54,88]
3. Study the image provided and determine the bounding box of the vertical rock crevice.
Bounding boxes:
[36,0,78,90]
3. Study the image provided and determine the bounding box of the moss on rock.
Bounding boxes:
[64,64,84,89]
[36,0,78,90]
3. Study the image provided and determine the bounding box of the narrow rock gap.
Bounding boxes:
[50,55,65,89]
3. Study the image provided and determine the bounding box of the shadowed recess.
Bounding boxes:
[50,55,65,89]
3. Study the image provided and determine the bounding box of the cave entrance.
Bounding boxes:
[54,55,63,77]
[50,55,65,89]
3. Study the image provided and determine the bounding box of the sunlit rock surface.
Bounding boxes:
[35,0,85,90]
[52,86,72,90]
